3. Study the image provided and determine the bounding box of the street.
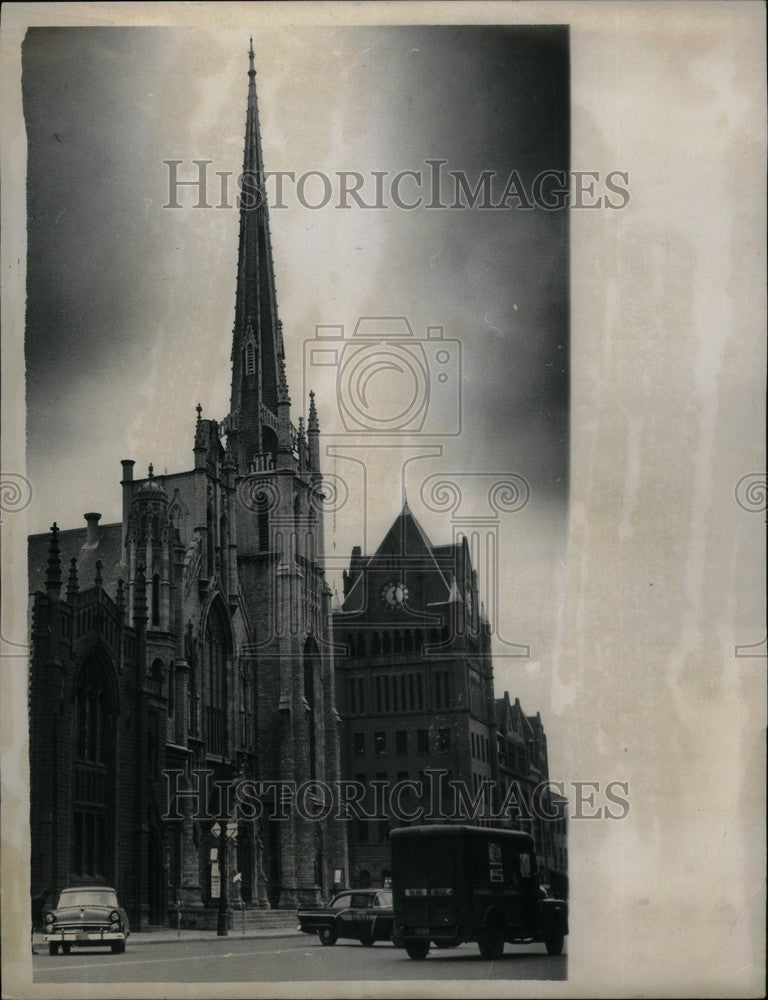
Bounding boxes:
[33,934,567,983]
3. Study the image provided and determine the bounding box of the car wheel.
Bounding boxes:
[110,941,126,954]
[405,941,430,960]
[478,918,505,960]
[48,943,59,956]
[360,935,375,947]
[319,927,337,946]
[545,931,564,956]
[61,944,72,955]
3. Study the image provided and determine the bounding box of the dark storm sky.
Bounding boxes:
[22,25,569,717]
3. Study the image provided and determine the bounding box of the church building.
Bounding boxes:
[27,43,347,929]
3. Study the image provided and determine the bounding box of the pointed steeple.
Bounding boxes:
[230,38,285,473]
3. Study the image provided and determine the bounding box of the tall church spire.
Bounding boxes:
[230,39,285,473]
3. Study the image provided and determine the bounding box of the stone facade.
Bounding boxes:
[27,44,347,929]
[334,501,498,888]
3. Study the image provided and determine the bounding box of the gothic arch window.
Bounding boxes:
[262,427,278,469]
[73,655,116,881]
[355,633,365,658]
[404,631,413,653]
[393,631,403,654]
[371,632,381,656]
[169,499,185,541]
[205,602,229,757]
[150,657,164,697]
[382,632,391,655]
[245,341,256,376]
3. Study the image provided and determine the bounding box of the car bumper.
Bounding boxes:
[46,931,126,943]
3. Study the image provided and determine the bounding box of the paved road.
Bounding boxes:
[33,934,567,983]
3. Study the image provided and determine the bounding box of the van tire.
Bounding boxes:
[48,943,59,956]
[545,931,564,956]
[405,941,430,960]
[319,927,337,946]
[61,944,71,955]
[360,935,375,947]
[478,917,505,960]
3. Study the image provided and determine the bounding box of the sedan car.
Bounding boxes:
[45,886,130,955]
[298,889,393,946]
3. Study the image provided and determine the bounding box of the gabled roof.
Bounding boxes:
[342,502,453,614]
[28,523,125,602]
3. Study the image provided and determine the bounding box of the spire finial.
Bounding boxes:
[248,37,256,76]
[148,463,154,480]
[196,402,202,422]
[308,389,319,431]
[403,484,409,510]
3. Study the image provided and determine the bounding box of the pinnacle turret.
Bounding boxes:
[46,522,61,595]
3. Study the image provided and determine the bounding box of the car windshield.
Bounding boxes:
[57,889,117,908]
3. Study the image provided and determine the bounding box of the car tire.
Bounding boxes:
[61,944,72,955]
[405,941,430,960]
[545,931,564,956]
[319,927,337,947]
[48,943,59,956]
[478,918,505,960]
[111,941,126,954]
[360,935,375,947]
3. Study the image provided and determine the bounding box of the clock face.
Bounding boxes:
[381,579,409,608]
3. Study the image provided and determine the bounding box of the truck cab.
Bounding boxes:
[391,824,568,960]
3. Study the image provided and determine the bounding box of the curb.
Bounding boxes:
[127,930,305,947]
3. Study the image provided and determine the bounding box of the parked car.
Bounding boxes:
[391,825,568,960]
[44,886,130,955]
[298,889,393,946]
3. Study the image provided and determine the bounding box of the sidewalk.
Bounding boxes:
[33,926,304,949]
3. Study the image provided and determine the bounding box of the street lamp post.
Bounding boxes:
[213,819,238,936]
[217,831,229,937]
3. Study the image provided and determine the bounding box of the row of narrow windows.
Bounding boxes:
[345,627,449,658]
[347,670,453,714]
